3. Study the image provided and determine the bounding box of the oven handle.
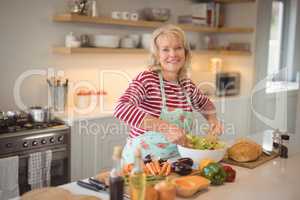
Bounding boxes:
[18,147,67,159]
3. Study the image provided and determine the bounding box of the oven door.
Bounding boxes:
[18,147,69,194]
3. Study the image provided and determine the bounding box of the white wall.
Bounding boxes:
[0,0,255,112]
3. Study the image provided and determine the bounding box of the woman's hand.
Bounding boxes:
[208,118,224,136]
[141,114,187,145]
[163,124,187,146]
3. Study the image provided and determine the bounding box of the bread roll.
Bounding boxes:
[228,139,262,162]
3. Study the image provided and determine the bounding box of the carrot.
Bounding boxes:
[128,164,133,172]
[150,162,158,175]
[159,162,168,176]
[146,163,156,176]
[142,162,150,175]
[123,163,133,175]
[154,160,161,174]
[123,164,128,175]
[165,163,171,176]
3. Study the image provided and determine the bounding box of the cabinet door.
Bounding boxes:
[95,118,129,172]
[70,117,129,181]
[70,123,83,181]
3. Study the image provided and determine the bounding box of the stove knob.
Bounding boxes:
[32,141,38,146]
[49,137,55,143]
[41,139,47,144]
[23,142,29,148]
[58,136,64,142]
[6,143,12,148]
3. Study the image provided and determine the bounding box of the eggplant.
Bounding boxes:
[174,163,192,176]
[177,157,193,167]
[171,161,192,176]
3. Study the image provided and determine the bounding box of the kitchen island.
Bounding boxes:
[61,153,300,200]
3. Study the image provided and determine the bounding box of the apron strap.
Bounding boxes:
[159,72,194,111]
[182,89,193,110]
[158,73,167,108]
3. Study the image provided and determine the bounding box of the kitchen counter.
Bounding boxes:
[53,106,114,125]
[61,153,300,200]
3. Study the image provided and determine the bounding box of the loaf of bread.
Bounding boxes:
[228,139,262,162]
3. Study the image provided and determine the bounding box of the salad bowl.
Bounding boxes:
[177,145,226,164]
[177,134,227,163]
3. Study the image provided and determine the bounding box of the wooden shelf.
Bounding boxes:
[194,49,252,56]
[214,0,255,3]
[53,14,254,33]
[53,47,148,54]
[53,47,252,56]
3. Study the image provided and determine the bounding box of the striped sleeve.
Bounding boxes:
[113,72,148,128]
[181,79,215,114]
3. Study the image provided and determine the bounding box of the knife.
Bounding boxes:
[77,180,104,192]
[77,179,131,200]
[88,177,108,191]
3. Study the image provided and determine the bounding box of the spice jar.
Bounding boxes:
[272,129,281,152]
[280,134,290,158]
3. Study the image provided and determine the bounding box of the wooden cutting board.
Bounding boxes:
[221,151,279,169]
[21,187,102,200]
[21,187,72,200]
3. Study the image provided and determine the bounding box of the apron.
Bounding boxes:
[122,72,194,164]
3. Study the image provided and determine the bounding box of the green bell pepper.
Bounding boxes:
[201,163,226,185]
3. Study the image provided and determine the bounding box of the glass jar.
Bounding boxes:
[280,134,289,158]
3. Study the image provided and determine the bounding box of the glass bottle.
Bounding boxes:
[129,148,146,200]
[109,146,124,200]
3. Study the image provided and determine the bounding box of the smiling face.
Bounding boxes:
[156,33,186,76]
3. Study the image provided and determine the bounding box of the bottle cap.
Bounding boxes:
[112,146,123,160]
[281,134,290,140]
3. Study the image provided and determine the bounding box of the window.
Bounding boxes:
[267,1,284,77]
[266,0,299,93]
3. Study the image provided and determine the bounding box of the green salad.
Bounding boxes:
[186,134,226,150]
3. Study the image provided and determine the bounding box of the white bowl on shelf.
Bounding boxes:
[91,35,120,48]
[120,37,136,48]
[177,145,227,164]
[141,33,152,50]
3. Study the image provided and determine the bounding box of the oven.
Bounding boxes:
[0,123,70,195]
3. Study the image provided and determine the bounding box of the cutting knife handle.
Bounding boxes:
[88,178,108,190]
[77,180,100,192]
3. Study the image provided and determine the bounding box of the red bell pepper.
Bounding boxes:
[222,165,236,182]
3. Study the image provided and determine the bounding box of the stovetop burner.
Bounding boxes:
[0,119,65,134]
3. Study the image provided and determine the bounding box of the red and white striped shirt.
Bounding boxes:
[114,70,215,138]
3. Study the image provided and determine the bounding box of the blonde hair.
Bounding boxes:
[148,24,192,80]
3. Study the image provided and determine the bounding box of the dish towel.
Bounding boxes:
[0,156,19,200]
[28,150,52,190]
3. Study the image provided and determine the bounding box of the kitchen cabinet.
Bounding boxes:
[70,117,129,181]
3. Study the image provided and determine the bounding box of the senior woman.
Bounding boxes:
[114,24,223,164]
